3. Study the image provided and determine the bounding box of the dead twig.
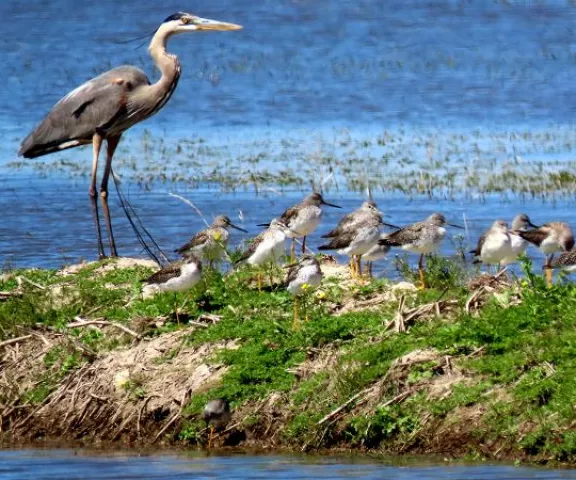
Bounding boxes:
[317,385,377,426]
[68,317,141,340]
[0,335,33,350]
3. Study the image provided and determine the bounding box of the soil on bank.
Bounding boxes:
[1,256,575,465]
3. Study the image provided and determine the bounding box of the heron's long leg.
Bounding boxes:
[100,135,121,257]
[90,133,105,259]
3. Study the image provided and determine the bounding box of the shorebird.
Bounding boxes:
[319,217,398,278]
[515,222,575,286]
[363,233,391,278]
[277,193,341,258]
[379,213,462,287]
[142,254,202,298]
[19,13,241,259]
[236,219,290,290]
[549,249,576,273]
[469,220,513,271]
[285,255,323,329]
[501,213,538,265]
[203,398,231,449]
[321,200,382,239]
[175,215,247,267]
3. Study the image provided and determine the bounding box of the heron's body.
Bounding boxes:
[471,220,513,266]
[142,254,202,298]
[19,13,241,259]
[175,215,246,264]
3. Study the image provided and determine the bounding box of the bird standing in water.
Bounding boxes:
[175,215,246,267]
[19,13,241,259]
[279,193,341,259]
[285,255,323,329]
[203,398,231,449]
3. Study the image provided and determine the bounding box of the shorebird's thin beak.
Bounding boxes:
[193,17,243,31]
[447,223,464,229]
[321,200,342,209]
[529,221,540,229]
[380,220,401,230]
[257,223,270,228]
[229,222,248,233]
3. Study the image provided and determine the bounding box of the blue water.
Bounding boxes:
[1,451,575,479]
[1,0,576,267]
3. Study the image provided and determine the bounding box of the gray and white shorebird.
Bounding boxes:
[142,254,202,298]
[470,220,513,271]
[362,233,391,278]
[203,398,231,449]
[321,200,382,239]
[277,193,341,258]
[515,221,575,286]
[319,216,398,278]
[19,13,241,259]
[175,215,247,267]
[501,213,539,265]
[236,219,290,290]
[285,255,323,329]
[379,213,462,287]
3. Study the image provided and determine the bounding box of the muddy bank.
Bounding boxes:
[0,257,574,464]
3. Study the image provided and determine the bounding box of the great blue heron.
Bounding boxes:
[19,12,242,258]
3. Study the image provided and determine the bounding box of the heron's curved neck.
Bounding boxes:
[147,26,181,106]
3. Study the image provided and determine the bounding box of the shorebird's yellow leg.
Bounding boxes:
[545,266,553,287]
[292,297,299,330]
[290,239,296,261]
[417,254,426,289]
[356,256,362,277]
[208,425,214,449]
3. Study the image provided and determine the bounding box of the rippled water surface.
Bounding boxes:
[1,451,576,480]
[2,0,576,267]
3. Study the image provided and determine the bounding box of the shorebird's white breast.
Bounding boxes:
[197,228,229,260]
[363,236,390,262]
[481,231,512,265]
[287,265,322,296]
[403,226,446,254]
[143,262,202,298]
[288,206,322,238]
[540,232,563,254]
[338,225,380,257]
[248,230,286,265]
[501,233,527,264]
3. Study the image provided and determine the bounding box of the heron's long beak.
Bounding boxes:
[447,223,464,229]
[228,222,248,233]
[321,200,342,209]
[194,17,242,31]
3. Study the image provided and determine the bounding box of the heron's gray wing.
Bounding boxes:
[19,66,149,158]
[175,230,210,254]
[144,260,183,285]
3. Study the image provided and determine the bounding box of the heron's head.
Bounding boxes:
[161,12,242,34]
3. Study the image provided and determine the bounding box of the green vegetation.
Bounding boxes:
[2,256,576,463]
